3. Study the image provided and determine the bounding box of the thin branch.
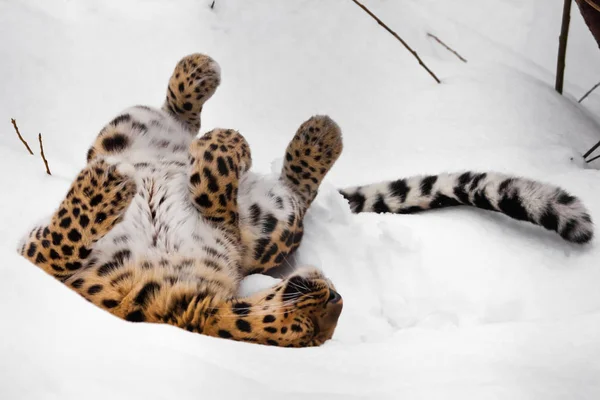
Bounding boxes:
[349,0,441,84]
[427,33,467,63]
[210,0,215,9]
[586,153,600,163]
[578,81,600,102]
[10,118,34,155]
[583,139,600,159]
[555,0,572,94]
[38,133,51,175]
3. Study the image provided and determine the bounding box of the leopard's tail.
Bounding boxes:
[339,172,594,244]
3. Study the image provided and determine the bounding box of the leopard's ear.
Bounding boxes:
[162,54,221,134]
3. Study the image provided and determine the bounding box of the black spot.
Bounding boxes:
[203,168,219,193]
[71,278,84,289]
[134,282,161,306]
[420,175,438,196]
[560,219,578,241]
[203,151,214,162]
[250,203,261,225]
[102,299,119,309]
[90,194,103,207]
[389,179,409,202]
[263,214,278,234]
[232,302,252,316]
[59,217,72,229]
[41,239,50,248]
[236,319,252,333]
[78,247,92,259]
[95,212,107,223]
[499,179,514,193]
[557,191,576,205]
[97,262,119,276]
[102,134,129,152]
[254,238,270,260]
[396,206,423,214]
[79,215,90,228]
[540,207,559,232]
[265,294,275,301]
[195,194,213,208]
[260,243,279,264]
[190,173,201,185]
[35,253,46,263]
[340,190,365,213]
[453,186,471,205]
[264,327,277,334]
[291,324,303,332]
[473,191,494,210]
[281,326,288,334]
[52,232,63,246]
[110,114,132,125]
[65,262,82,271]
[430,193,462,209]
[470,173,487,190]
[183,102,193,111]
[498,193,530,222]
[87,284,103,295]
[61,245,74,256]
[113,249,131,264]
[217,157,229,176]
[125,310,146,322]
[263,315,276,323]
[26,243,37,257]
[372,195,390,214]
[67,229,82,242]
[266,339,279,346]
[49,249,60,260]
[218,330,233,338]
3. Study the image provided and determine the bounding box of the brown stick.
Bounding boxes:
[349,0,441,84]
[427,33,467,63]
[38,133,51,175]
[578,81,600,102]
[555,0,572,94]
[10,118,34,155]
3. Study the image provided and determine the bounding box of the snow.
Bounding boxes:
[2,0,600,398]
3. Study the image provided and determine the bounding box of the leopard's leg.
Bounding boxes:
[203,267,343,347]
[162,53,221,134]
[86,53,220,163]
[239,115,343,275]
[18,160,136,280]
[188,128,251,242]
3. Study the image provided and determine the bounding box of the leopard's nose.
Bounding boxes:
[327,288,342,304]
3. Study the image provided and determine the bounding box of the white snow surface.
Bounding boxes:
[2,0,600,399]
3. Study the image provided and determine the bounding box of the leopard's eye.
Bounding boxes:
[327,289,341,304]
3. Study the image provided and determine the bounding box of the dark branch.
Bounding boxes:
[427,33,467,63]
[349,0,441,84]
[555,0,572,94]
[10,118,34,155]
[38,133,51,175]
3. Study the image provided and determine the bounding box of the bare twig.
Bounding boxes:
[10,118,34,155]
[583,139,600,159]
[349,0,441,84]
[578,81,600,102]
[38,133,51,175]
[556,0,572,94]
[427,33,467,63]
[586,153,600,163]
[210,0,215,9]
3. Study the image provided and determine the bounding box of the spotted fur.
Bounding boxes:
[18,53,343,347]
[340,172,594,244]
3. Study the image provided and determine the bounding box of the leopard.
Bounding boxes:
[18,53,593,348]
